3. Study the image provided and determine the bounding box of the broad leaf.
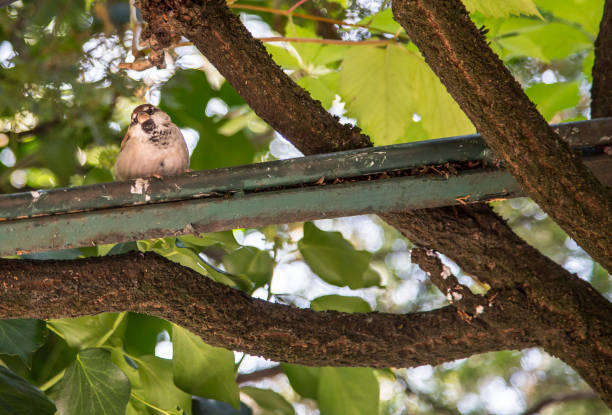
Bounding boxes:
[358,8,402,34]
[241,387,295,415]
[280,364,320,400]
[179,231,240,251]
[495,19,593,62]
[317,367,379,415]
[49,313,127,350]
[339,45,473,144]
[172,325,240,408]
[462,0,541,17]
[407,52,475,139]
[160,69,255,171]
[298,73,339,109]
[535,0,604,35]
[339,45,415,145]
[0,366,56,415]
[54,348,130,415]
[310,295,372,313]
[284,23,322,67]
[123,313,172,357]
[265,44,301,69]
[298,222,379,289]
[0,319,47,368]
[126,355,193,415]
[525,82,580,121]
[223,246,275,288]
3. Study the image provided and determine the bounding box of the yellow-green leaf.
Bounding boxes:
[463,0,542,18]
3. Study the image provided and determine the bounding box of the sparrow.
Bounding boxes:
[114,104,190,180]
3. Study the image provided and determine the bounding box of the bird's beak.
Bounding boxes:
[137,112,151,124]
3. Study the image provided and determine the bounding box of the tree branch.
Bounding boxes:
[0,252,533,368]
[391,0,612,272]
[136,0,371,156]
[127,0,611,403]
[522,391,600,415]
[592,0,612,118]
[236,365,282,384]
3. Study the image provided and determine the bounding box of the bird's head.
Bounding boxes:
[130,104,170,133]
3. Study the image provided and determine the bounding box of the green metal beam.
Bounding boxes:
[0,118,610,256]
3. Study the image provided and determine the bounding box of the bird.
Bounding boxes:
[114,104,190,180]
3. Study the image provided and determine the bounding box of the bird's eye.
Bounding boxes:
[147,108,154,114]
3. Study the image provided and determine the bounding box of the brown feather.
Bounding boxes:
[120,131,131,150]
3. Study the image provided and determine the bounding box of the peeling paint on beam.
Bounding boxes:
[0,170,519,256]
[0,119,609,255]
[0,119,609,221]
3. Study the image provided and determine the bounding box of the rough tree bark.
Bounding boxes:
[592,0,612,118]
[0,253,532,367]
[1,0,610,407]
[130,0,612,403]
[390,0,612,273]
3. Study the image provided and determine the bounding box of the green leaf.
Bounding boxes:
[406,52,475,139]
[339,45,415,145]
[123,313,172,357]
[0,319,47,368]
[241,387,295,415]
[525,82,580,121]
[535,0,604,35]
[312,45,349,67]
[317,367,379,415]
[339,45,473,144]
[583,50,594,82]
[358,8,402,34]
[298,73,339,109]
[462,0,542,17]
[179,231,240,251]
[265,44,301,69]
[298,222,378,289]
[160,69,255,171]
[54,348,130,415]
[310,295,372,313]
[134,355,192,414]
[49,313,127,350]
[223,246,275,288]
[496,20,593,62]
[83,167,113,185]
[280,364,320,400]
[0,366,56,415]
[139,237,210,277]
[172,325,240,408]
[285,23,322,66]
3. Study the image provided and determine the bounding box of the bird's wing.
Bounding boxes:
[120,131,131,150]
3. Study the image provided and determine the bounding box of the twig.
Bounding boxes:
[287,0,310,13]
[251,37,394,45]
[229,4,405,37]
[236,365,283,384]
[522,391,599,415]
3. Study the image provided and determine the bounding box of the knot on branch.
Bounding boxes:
[411,247,493,324]
[131,0,184,68]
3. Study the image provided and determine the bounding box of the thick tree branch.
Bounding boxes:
[592,0,612,118]
[391,0,612,272]
[412,240,612,405]
[128,0,612,402]
[0,252,532,368]
[136,0,371,156]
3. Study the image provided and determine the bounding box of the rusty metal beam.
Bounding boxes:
[0,118,610,256]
